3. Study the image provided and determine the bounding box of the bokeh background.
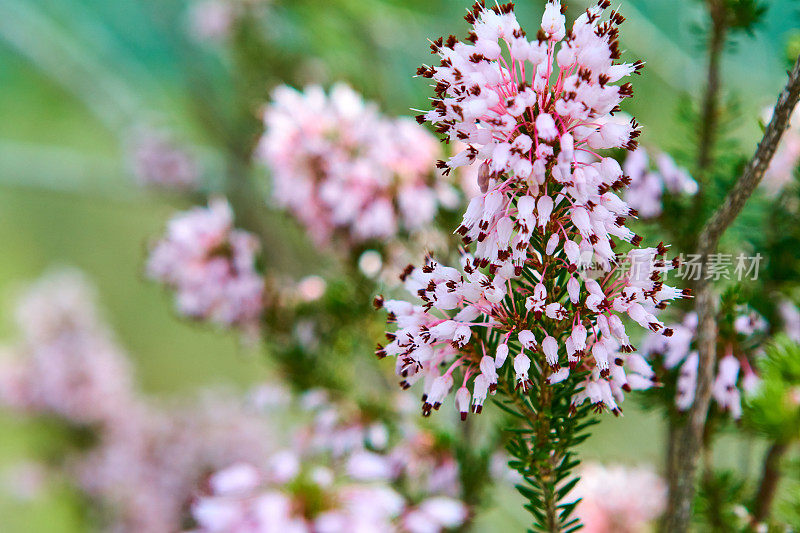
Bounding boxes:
[0,0,797,530]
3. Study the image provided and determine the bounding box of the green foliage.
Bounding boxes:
[652,94,748,256]
[496,358,598,533]
[694,470,751,532]
[723,0,768,35]
[773,455,800,528]
[744,335,800,443]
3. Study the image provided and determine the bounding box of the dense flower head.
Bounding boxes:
[258,84,444,247]
[189,390,467,533]
[190,460,467,533]
[147,198,265,329]
[76,393,276,533]
[376,0,688,420]
[295,390,462,499]
[418,0,643,178]
[640,309,766,419]
[130,129,199,189]
[573,463,666,533]
[0,269,135,425]
[623,147,697,219]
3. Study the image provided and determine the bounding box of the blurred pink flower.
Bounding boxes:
[188,390,467,533]
[257,84,442,248]
[147,198,265,329]
[74,393,276,533]
[778,299,800,342]
[640,309,764,419]
[0,269,135,426]
[624,147,696,219]
[573,463,666,533]
[130,129,199,189]
[188,0,237,42]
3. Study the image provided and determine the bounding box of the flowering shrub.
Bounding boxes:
[191,461,466,533]
[377,0,688,419]
[191,396,468,533]
[373,2,691,529]
[0,272,468,533]
[258,84,443,247]
[641,306,768,419]
[6,0,800,531]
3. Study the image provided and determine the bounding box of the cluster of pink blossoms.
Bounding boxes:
[295,390,461,500]
[147,198,265,329]
[0,269,135,425]
[572,462,666,533]
[623,147,697,219]
[640,309,764,419]
[0,271,465,532]
[191,461,466,533]
[0,270,275,532]
[258,84,445,247]
[76,393,276,533]
[189,390,467,533]
[377,0,690,419]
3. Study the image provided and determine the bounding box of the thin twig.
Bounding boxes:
[661,54,800,533]
[696,0,727,181]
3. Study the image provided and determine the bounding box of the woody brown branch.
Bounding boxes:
[661,54,800,533]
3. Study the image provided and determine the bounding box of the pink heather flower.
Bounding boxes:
[402,497,469,533]
[573,463,666,533]
[733,309,768,336]
[365,229,453,288]
[0,269,135,426]
[190,394,467,533]
[378,0,688,419]
[191,460,466,533]
[130,129,199,189]
[147,198,265,329]
[712,354,742,419]
[763,106,800,195]
[778,299,800,342]
[295,389,463,500]
[623,147,697,219]
[296,275,327,302]
[640,309,765,419]
[75,393,277,533]
[258,83,442,248]
[656,152,697,195]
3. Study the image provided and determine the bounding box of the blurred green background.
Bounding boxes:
[0,0,797,530]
